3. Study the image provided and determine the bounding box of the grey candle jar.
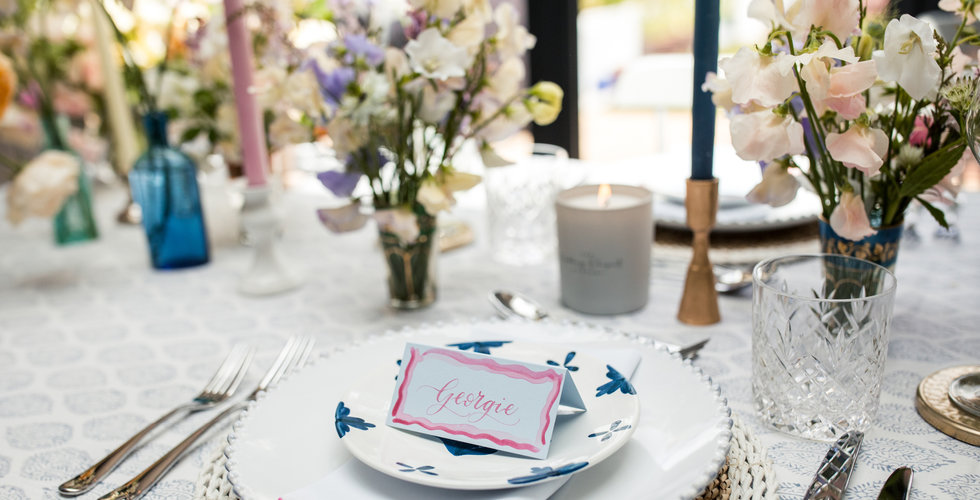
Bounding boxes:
[556,185,653,315]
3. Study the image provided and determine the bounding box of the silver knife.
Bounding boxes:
[803,430,865,500]
[876,467,913,500]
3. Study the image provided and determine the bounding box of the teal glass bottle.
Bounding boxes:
[42,114,99,245]
[129,112,210,269]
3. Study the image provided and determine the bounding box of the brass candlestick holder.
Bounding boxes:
[677,178,720,325]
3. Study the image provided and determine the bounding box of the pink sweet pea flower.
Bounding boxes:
[825,60,877,119]
[826,125,890,176]
[829,191,877,241]
[909,115,932,148]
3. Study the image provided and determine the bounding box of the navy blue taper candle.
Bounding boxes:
[691,0,719,180]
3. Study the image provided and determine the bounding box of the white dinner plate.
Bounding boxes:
[340,344,640,490]
[224,320,732,500]
[654,189,822,232]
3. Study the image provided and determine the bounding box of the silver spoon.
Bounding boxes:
[713,264,754,294]
[949,372,980,418]
[489,290,709,360]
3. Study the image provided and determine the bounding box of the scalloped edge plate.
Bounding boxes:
[224,319,732,500]
[340,344,640,489]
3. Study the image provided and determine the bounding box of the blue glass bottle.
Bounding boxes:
[129,112,210,269]
[41,113,99,245]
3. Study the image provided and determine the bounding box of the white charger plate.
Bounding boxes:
[340,344,640,490]
[224,320,732,500]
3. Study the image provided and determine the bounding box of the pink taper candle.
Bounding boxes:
[222,0,268,186]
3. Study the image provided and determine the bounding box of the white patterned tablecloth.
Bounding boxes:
[0,184,978,500]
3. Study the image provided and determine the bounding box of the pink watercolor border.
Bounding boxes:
[390,346,564,453]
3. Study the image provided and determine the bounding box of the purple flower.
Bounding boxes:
[317,169,362,197]
[404,10,427,40]
[309,62,356,108]
[342,34,384,66]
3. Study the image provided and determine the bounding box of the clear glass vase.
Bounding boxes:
[41,115,99,245]
[129,112,210,269]
[377,211,438,309]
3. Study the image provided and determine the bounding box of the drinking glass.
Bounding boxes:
[967,78,980,164]
[485,144,568,266]
[752,254,897,441]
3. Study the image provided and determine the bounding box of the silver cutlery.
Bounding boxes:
[59,345,254,496]
[98,336,315,500]
[803,430,864,500]
[877,466,913,500]
[712,264,754,294]
[948,372,980,418]
[489,290,709,360]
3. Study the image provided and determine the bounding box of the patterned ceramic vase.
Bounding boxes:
[818,218,903,270]
[377,209,438,309]
[129,112,210,269]
[42,114,99,245]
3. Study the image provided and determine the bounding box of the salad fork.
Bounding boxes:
[99,336,315,500]
[59,344,254,496]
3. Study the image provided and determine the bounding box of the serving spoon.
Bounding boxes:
[949,372,980,418]
[489,290,709,360]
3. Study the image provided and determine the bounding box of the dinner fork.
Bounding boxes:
[58,344,254,496]
[99,336,315,500]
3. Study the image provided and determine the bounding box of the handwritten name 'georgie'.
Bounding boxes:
[422,378,519,425]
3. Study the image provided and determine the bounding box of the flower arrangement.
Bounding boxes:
[312,0,562,226]
[0,0,93,226]
[705,0,978,241]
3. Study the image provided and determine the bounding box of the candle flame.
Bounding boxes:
[597,184,612,208]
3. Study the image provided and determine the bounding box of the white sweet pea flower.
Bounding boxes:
[416,171,481,215]
[448,14,486,50]
[829,191,876,241]
[729,110,805,162]
[268,115,311,150]
[6,151,80,225]
[719,48,796,107]
[373,208,421,243]
[476,100,532,142]
[405,28,471,81]
[488,57,525,101]
[872,15,941,100]
[939,0,977,23]
[749,0,860,41]
[826,125,889,176]
[701,72,735,112]
[416,179,452,214]
[494,3,536,57]
[408,0,464,19]
[746,164,800,207]
[384,48,411,80]
[418,85,456,123]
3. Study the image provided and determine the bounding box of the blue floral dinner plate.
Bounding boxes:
[224,320,731,500]
[338,343,640,490]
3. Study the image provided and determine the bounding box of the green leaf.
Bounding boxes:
[180,127,203,143]
[898,142,966,198]
[915,196,949,229]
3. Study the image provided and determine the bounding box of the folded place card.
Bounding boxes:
[387,343,585,459]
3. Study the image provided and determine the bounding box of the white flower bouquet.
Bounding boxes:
[312,0,562,220]
[705,0,978,241]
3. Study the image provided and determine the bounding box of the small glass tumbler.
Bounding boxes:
[752,254,897,441]
[485,144,568,266]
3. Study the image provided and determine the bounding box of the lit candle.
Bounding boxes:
[555,184,653,315]
[221,0,268,187]
[91,0,139,173]
[691,0,719,180]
